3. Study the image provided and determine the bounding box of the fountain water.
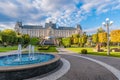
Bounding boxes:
[31,46,36,60]
[28,44,31,59]
[28,45,36,60]
[15,44,22,61]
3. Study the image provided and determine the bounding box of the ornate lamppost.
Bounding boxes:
[102,18,113,55]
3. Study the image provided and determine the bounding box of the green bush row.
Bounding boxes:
[38,46,50,50]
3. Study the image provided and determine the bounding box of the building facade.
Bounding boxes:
[15,21,82,38]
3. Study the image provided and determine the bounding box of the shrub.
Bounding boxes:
[38,46,50,50]
[81,49,87,54]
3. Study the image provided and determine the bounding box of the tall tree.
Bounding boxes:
[92,34,98,43]
[30,37,39,45]
[71,34,79,44]
[22,34,30,45]
[110,30,120,43]
[0,31,1,42]
[1,29,17,45]
[97,27,105,33]
[62,37,71,47]
[98,32,107,43]
[71,34,80,38]
[73,37,79,44]
[79,32,87,47]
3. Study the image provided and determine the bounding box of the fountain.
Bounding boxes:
[0,44,60,80]
[15,44,22,61]
[28,44,35,60]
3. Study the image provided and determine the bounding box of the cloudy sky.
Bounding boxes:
[0,0,120,34]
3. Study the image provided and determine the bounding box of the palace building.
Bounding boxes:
[15,21,82,38]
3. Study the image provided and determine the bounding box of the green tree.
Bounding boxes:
[98,32,107,43]
[2,29,16,36]
[92,34,98,43]
[22,34,30,45]
[78,37,82,46]
[81,32,87,47]
[1,29,17,45]
[0,31,2,42]
[62,38,71,47]
[71,34,79,44]
[73,37,79,44]
[30,37,39,45]
[71,34,80,38]
[17,35,23,44]
[97,27,105,33]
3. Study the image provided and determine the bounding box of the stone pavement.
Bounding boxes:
[57,48,120,80]
[58,48,120,71]
[83,55,120,71]
[58,54,118,80]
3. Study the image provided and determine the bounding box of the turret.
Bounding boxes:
[76,24,82,34]
[15,22,22,33]
[76,24,82,30]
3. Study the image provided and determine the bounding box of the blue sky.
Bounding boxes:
[0,0,120,34]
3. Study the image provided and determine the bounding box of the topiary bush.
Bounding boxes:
[81,49,87,54]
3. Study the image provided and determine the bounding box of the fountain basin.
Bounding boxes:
[0,53,60,80]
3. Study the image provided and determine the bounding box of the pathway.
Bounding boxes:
[57,48,119,80]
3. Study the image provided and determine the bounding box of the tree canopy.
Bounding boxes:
[22,34,30,45]
[30,37,39,45]
[62,37,71,47]
[2,29,16,36]
[92,34,98,43]
[1,29,17,45]
[98,32,107,43]
[110,30,120,43]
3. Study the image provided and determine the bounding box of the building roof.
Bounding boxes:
[16,21,81,30]
[20,25,44,29]
[45,21,56,29]
[57,26,76,30]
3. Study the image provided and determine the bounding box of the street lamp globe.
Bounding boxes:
[110,21,113,25]
[102,22,106,26]
[106,18,109,22]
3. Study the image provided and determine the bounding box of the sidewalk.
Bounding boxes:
[57,48,118,80]
[83,55,120,71]
[58,48,120,71]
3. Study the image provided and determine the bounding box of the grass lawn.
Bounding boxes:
[36,46,58,52]
[0,46,18,52]
[67,47,120,58]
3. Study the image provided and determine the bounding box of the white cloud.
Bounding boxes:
[0,1,18,17]
[0,0,120,32]
[81,0,120,14]
[0,22,15,30]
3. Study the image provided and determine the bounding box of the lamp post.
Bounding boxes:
[102,18,113,55]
